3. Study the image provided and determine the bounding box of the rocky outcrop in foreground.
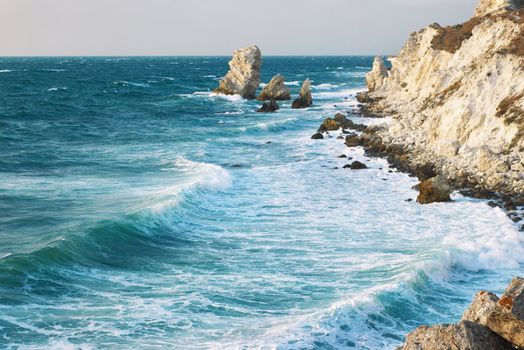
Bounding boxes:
[362,0,524,199]
[214,45,261,99]
[416,176,453,204]
[292,79,313,108]
[257,74,291,101]
[400,277,524,349]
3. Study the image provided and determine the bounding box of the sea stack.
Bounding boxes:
[257,74,291,101]
[366,56,388,92]
[214,45,262,99]
[292,79,313,108]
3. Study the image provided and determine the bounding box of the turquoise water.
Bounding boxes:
[0,57,522,349]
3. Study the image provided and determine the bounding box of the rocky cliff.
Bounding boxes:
[363,0,524,198]
[214,45,261,99]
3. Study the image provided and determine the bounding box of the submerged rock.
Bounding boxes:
[257,100,279,113]
[292,79,313,109]
[416,175,452,204]
[257,74,291,101]
[214,45,261,99]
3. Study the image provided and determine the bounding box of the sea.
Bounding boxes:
[0,56,523,349]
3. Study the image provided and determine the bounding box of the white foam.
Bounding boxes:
[113,81,150,88]
[312,83,338,90]
[47,87,68,92]
[208,92,244,102]
[0,69,13,73]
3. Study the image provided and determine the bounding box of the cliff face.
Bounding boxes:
[366,0,524,196]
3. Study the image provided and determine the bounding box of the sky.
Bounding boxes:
[0,0,479,56]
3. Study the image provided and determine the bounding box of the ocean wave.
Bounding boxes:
[113,81,150,88]
[238,118,299,133]
[149,75,175,81]
[0,69,13,73]
[47,87,68,92]
[38,69,67,72]
[312,83,339,91]
[314,88,363,100]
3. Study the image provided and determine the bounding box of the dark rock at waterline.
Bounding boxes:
[292,79,313,109]
[345,134,361,147]
[318,118,341,132]
[416,176,452,204]
[257,99,279,113]
[333,113,348,124]
[337,135,344,140]
[343,161,367,170]
[311,133,324,140]
[413,164,438,181]
[338,154,347,158]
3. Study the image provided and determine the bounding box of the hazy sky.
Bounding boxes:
[1,0,479,56]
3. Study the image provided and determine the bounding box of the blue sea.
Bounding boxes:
[0,56,523,349]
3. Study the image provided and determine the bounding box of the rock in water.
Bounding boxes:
[214,45,261,99]
[462,277,524,348]
[416,175,452,204]
[401,321,514,350]
[311,133,324,140]
[257,100,279,113]
[257,74,291,101]
[400,277,524,349]
[292,79,313,109]
[366,56,388,92]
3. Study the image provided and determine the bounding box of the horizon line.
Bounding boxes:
[0,54,392,58]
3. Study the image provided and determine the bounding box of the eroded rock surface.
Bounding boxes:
[214,45,261,99]
[366,56,388,92]
[400,278,524,349]
[401,321,514,350]
[257,74,291,101]
[462,277,524,348]
[416,176,453,204]
[364,0,524,197]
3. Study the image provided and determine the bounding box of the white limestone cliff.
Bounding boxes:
[365,0,524,195]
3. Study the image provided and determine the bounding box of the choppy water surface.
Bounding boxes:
[0,57,522,349]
